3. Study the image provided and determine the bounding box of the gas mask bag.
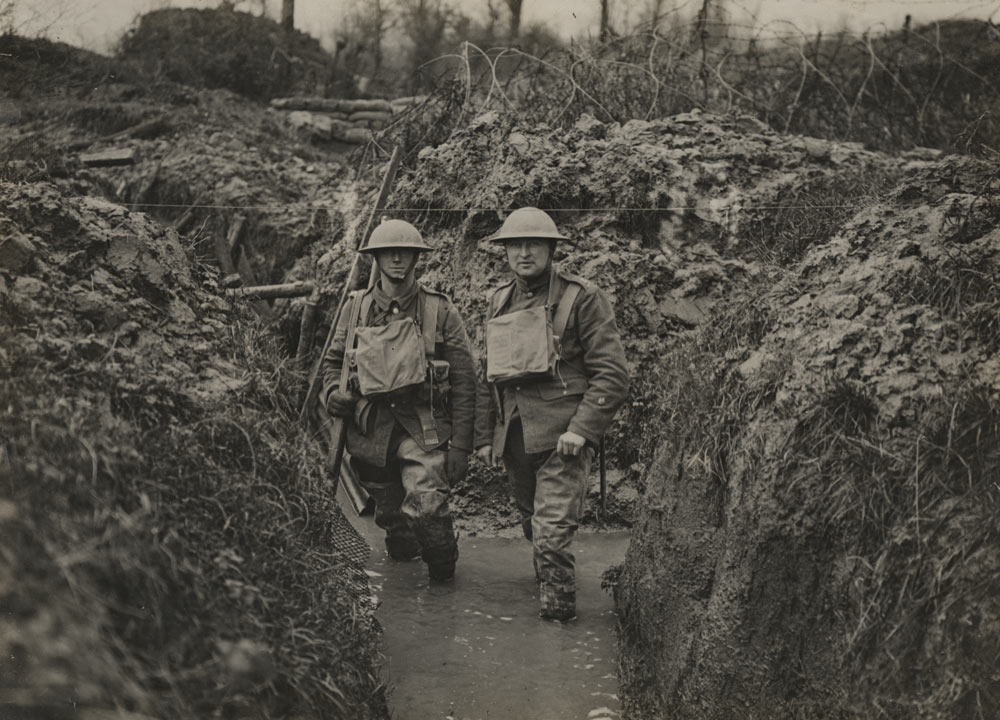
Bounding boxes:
[485,305,556,383]
[352,318,427,396]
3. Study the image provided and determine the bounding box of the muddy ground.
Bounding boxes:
[3,8,999,720]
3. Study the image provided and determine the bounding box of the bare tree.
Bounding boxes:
[599,0,611,42]
[504,0,523,41]
[398,0,453,82]
[281,0,293,30]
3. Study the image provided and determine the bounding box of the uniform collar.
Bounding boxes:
[513,265,553,294]
[372,281,420,312]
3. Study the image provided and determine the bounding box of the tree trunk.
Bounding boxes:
[505,0,523,41]
[599,0,610,42]
[281,0,294,30]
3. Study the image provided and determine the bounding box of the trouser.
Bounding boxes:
[351,424,457,571]
[502,416,593,608]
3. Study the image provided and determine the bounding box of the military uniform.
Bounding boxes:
[475,265,629,617]
[321,271,476,579]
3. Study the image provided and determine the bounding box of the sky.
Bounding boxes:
[9,0,999,54]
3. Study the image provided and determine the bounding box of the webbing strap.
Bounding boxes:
[414,403,440,446]
[420,290,440,357]
[491,283,515,318]
[552,282,581,348]
[358,291,374,329]
[339,291,365,393]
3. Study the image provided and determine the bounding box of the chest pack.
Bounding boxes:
[343,288,443,398]
[485,273,582,384]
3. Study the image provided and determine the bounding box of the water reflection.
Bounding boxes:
[341,488,627,720]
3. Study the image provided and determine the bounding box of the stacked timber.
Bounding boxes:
[271,95,427,144]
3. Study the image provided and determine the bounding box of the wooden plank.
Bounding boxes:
[79,148,135,167]
[226,281,315,300]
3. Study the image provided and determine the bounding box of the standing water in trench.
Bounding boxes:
[339,485,627,720]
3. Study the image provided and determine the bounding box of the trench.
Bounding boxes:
[338,484,628,720]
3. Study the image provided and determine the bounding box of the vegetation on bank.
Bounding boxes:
[0,184,385,718]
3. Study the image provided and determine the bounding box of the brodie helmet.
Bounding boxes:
[361,219,433,253]
[487,207,571,245]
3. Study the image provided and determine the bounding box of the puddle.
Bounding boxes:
[340,486,627,720]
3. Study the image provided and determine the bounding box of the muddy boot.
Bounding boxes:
[384,535,422,561]
[416,516,459,582]
[423,541,459,583]
[539,583,576,622]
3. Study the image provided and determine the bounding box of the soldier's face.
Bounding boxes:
[375,248,418,282]
[504,238,552,280]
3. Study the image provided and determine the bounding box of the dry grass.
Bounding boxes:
[1,310,385,718]
[784,380,999,718]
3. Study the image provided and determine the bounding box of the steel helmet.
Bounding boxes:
[361,219,433,253]
[488,207,571,244]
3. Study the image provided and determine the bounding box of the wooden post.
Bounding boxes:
[226,281,314,300]
[295,291,319,362]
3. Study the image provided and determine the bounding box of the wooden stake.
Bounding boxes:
[226,281,315,300]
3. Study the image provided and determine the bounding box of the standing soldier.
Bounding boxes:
[321,219,476,582]
[474,207,629,621]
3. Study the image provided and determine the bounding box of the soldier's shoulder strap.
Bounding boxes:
[356,287,375,328]
[340,290,367,391]
[552,273,583,343]
[557,270,597,294]
[488,279,516,318]
[418,285,444,356]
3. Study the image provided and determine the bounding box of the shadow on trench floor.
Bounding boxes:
[337,484,628,720]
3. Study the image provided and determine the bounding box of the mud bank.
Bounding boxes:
[613,156,1000,719]
[0,182,386,718]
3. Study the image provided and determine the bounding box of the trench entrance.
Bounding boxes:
[339,485,627,720]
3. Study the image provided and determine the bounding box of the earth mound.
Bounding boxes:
[0,181,386,719]
[613,155,1000,718]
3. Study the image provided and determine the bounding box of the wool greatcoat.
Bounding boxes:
[320,281,476,565]
[321,282,477,466]
[474,267,629,457]
[474,265,629,613]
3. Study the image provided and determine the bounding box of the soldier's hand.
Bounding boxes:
[476,445,498,467]
[325,389,357,418]
[557,431,587,457]
[445,447,470,486]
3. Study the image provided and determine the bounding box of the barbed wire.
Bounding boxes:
[124,202,889,212]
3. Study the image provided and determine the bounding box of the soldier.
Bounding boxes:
[474,207,629,621]
[321,219,476,582]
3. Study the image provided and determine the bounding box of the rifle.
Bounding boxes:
[299,147,403,512]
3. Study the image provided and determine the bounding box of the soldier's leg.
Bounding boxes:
[532,445,594,621]
[501,416,547,542]
[396,436,458,581]
[350,452,421,561]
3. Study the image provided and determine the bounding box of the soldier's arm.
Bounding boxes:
[566,287,630,444]
[441,302,477,453]
[318,300,353,409]
[474,355,496,451]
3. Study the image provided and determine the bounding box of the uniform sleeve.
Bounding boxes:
[441,301,478,452]
[474,291,497,449]
[319,298,353,409]
[474,354,496,450]
[566,287,630,444]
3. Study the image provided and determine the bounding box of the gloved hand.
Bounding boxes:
[445,447,470,486]
[325,389,358,418]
